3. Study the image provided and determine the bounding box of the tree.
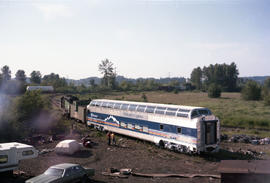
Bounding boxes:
[98,59,117,89]
[241,80,261,100]
[190,67,202,90]
[202,62,239,92]
[42,73,67,88]
[1,65,11,82]
[30,71,42,84]
[15,70,26,82]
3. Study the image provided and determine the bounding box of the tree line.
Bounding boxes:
[190,62,270,103]
[0,61,186,94]
[0,65,68,94]
[190,62,239,92]
[1,61,269,104]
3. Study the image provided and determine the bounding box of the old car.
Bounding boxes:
[25,163,95,183]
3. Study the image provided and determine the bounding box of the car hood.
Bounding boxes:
[26,174,60,183]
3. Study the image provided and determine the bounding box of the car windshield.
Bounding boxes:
[198,109,211,115]
[44,168,64,177]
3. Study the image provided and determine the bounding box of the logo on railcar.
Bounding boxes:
[104,115,120,125]
[90,113,98,118]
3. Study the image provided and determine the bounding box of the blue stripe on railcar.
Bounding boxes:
[88,112,197,138]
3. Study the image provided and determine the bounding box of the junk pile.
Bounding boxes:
[228,148,265,158]
[39,148,54,155]
[102,168,221,179]
[221,134,270,145]
[81,135,95,148]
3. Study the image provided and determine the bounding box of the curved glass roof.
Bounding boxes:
[89,99,190,118]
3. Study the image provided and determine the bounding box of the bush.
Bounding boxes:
[208,84,221,98]
[141,93,148,102]
[16,91,45,121]
[241,80,261,100]
[173,89,179,94]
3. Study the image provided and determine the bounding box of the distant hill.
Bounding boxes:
[240,76,270,84]
[66,76,186,86]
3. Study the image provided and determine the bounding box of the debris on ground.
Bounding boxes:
[39,148,54,155]
[102,168,221,179]
[221,134,270,145]
[226,147,264,158]
[102,168,131,178]
[132,172,221,179]
[13,170,27,176]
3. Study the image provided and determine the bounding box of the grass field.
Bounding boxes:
[77,91,270,135]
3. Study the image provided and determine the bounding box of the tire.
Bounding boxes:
[81,175,88,183]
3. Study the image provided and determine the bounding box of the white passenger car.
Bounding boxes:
[87,99,220,153]
[26,86,54,92]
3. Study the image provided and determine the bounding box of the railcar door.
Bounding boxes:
[205,121,217,145]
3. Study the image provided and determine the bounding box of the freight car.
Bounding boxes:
[60,95,79,115]
[70,100,91,123]
[87,99,220,153]
[60,95,90,123]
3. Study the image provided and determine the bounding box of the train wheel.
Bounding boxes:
[159,140,165,148]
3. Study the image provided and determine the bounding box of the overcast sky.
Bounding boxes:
[0,0,269,79]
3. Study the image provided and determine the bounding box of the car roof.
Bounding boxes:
[91,99,205,110]
[50,163,79,169]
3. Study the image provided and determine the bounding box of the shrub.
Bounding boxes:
[241,80,261,100]
[141,93,148,102]
[208,84,221,98]
[173,89,179,94]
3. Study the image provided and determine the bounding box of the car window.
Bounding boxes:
[64,168,72,177]
[191,110,199,118]
[44,168,64,177]
[74,166,84,173]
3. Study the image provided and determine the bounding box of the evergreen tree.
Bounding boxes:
[190,67,202,90]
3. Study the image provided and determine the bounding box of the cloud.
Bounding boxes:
[35,3,72,21]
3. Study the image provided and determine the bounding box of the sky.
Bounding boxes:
[0,0,270,79]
